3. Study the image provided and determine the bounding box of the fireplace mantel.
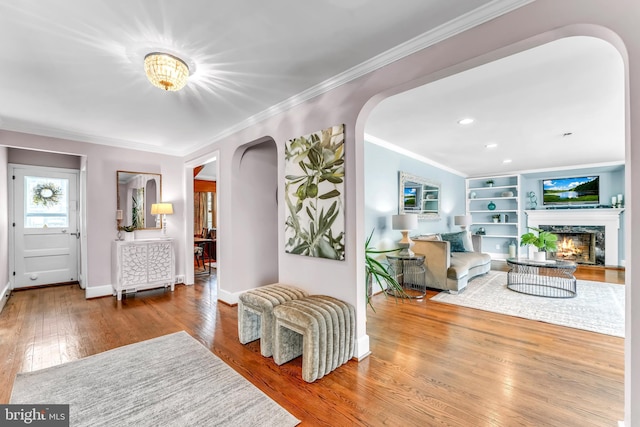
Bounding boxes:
[525,209,623,266]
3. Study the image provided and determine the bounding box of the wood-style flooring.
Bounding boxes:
[0,267,624,426]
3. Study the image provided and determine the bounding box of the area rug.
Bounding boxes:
[10,331,300,427]
[431,271,625,337]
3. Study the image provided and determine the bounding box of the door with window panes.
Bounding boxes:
[11,165,79,288]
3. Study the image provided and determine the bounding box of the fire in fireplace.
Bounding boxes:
[540,225,605,265]
[555,233,596,264]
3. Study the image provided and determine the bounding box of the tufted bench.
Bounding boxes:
[238,284,309,357]
[272,295,355,383]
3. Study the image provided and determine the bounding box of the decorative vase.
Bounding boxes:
[533,251,546,262]
[124,231,135,241]
[488,201,496,210]
[508,241,517,258]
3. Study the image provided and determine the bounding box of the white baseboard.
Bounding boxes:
[0,281,11,314]
[618,421,624,427]
[355,334,370,360]
[85,284,114,299]
[217,288,241,305]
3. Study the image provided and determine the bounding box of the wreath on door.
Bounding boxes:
[33,182,62,207]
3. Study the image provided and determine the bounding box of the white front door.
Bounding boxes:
[10,165,79,288]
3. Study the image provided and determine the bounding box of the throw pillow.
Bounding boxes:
[440,231,473,252]
[415,234,441,241]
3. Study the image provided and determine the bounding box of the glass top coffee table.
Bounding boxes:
[506,257,577,298]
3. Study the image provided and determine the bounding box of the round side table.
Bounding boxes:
[386,253,426,299]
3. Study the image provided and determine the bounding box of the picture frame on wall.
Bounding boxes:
[284,124,345,260]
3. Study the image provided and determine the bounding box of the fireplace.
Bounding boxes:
[525,209,622,267]
[540,225,605,265]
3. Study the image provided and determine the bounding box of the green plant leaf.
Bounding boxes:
[319,189,340,200]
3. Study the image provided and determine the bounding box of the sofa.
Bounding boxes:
[412,232,491,294]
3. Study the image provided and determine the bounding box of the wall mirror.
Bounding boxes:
[398,171,441,220]
[117,171,162,230]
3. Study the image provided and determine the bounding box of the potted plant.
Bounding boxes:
[486,179,494,187]
[118,224,136,241]
[365,230,408,310]
[520,227,558,261]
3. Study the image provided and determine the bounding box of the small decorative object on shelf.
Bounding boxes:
[501,191,514,197]
[470,191,477,199]
[488,201,496,210]
[492,214,500,223]
[486,179,494,187]
[527,191,537,209]
[476,227,486,235]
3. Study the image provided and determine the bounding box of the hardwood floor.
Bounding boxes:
[0,269,624,426]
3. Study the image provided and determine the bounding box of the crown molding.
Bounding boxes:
[364,133,466,177]
[195,0,534,154]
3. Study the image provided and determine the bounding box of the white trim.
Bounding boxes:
[0,281,11,314]
[85,284,114,299]
[365,133,466,176]
[356,334,371,360]
[217,287,240,306]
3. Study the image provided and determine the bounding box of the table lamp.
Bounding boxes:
[454,215,472,230]
[392,214,419,257]
[151,203,174,235]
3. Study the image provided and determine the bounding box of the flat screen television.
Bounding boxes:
[403,186,420,210]
[542,176,600,206]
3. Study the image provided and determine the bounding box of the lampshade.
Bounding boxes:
[454,215,472,227]
[151,203,174,215]
[392,214,418,231]
[144,52,189,91]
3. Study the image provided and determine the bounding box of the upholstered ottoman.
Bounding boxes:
[238,284,308,357]
[272,295,355,383]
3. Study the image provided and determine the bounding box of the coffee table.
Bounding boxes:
[506,257,577,298]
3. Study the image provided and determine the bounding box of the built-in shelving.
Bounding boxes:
[466,175,522,260]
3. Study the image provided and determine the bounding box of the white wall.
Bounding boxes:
[0,130,186,296]
[0,147,9,313]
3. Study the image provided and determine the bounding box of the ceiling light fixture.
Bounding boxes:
[144,52,189,91]
[457,118,474,125]
[503,159,512,164]
[485,143,498,149]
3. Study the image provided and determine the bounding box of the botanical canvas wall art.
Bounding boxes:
[285,124,345,260]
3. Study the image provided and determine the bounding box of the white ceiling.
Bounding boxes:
[365,36,625,177]
[0,0,526,157]
[0,1,623,177]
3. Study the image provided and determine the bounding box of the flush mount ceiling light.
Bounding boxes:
[144,52,189,91]
[484,143,498,149]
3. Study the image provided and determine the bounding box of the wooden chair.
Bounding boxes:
[194,245,205,269]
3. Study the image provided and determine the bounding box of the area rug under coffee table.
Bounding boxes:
[10,331,300,427]
[431,271,624,337]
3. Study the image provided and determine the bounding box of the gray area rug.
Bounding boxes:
[431,271,625,337]
[11,331,300,427]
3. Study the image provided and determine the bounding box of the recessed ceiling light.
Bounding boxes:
[457,118,474,125]
[503,159,512,164]
[562,132,573,137]
[484,143,498,149]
